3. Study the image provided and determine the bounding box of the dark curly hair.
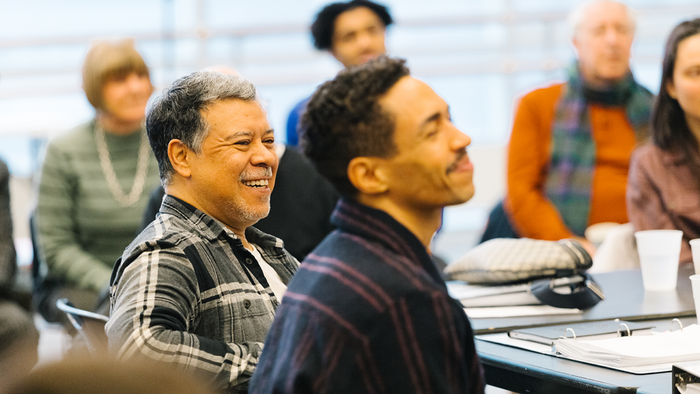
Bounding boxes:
[300,56,409,197]
[653,18,700,174]
[311,0,393,51]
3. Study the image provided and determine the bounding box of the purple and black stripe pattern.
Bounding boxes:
[250,199,485,394]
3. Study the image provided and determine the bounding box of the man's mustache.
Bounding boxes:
[447,149,468,173]
[240,167,272,181]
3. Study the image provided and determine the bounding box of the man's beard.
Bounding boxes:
[226,191,271,225]
[231,166,273,223]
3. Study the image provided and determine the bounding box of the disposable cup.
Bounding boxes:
[690,239,700,275]
[691,275,700,324]
[634,230,682,291]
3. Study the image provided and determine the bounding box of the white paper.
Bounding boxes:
[446,281,531,299]
[478,332,672,374]
[678,383,700,394]
[677,362,700,377]
[554,325,700,368]
[464,305,583,318]
[447,276,584,300]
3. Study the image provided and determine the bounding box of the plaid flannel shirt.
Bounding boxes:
[106,195,299,393]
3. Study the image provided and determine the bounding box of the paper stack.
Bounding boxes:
[554,325,700,369]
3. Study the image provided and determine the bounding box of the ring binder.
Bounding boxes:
[673,361,700,394]
[508,320,655,346]
[671,318,684,332]
[552,323,700,373]
[617,323,631,337]
[565,322,633,340]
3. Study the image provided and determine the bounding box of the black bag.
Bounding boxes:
[444,238,603,309]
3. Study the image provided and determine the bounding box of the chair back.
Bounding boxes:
[55,298,109,355]
[29,209,47,292]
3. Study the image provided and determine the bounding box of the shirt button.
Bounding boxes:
[243,299,251,309]
[245,258,253,265]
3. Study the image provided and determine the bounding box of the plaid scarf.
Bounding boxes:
[545,63,653,236]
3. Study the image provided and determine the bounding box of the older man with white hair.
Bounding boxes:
[491,0,654,249]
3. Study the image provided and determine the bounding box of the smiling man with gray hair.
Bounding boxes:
[106,71,299,393]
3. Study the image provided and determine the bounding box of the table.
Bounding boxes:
[472,264,696,335]
[478,315,698,394]
[473,265,697,393]
[477,336,670,394]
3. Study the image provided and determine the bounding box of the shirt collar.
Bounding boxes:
[160,194,284,251]
[330,198,445,284]
[656,145,688,167]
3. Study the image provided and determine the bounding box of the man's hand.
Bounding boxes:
[573,236,597,257]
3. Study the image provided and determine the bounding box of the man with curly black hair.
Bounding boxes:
[250,56,485,394]
[285,0,392,146]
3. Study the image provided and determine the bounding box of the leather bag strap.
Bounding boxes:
[530,273,604,309]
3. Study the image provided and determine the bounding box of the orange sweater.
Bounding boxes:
[504,83,637,240]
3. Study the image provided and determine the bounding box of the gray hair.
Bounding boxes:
[146,71,257,185]
[568,0,636,39]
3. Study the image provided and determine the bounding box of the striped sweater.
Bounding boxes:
[250,199,485,394]
[36,120,161,291]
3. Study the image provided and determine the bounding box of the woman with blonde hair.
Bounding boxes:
[35,39,160,322]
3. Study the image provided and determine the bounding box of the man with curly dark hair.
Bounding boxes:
[250,56,485,394]
[285,0,393,146]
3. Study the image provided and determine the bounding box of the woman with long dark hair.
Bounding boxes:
[627,18,700,265]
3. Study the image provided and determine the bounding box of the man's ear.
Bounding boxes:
[571,36,581,58]
[168,139,193,179]
[347,157,388,195]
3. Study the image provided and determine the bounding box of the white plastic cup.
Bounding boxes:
[691,275,700,324]
[634,230,682,291]
[690,239,700,275]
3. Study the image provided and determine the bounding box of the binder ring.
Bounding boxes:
[617,323,631,337]
[670,318,684,332]
[564,327,576,339]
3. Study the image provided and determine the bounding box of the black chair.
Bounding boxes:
[479,200,520,243]
[55,298,109,356]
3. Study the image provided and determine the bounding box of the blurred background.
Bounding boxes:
[1,0,699,266]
